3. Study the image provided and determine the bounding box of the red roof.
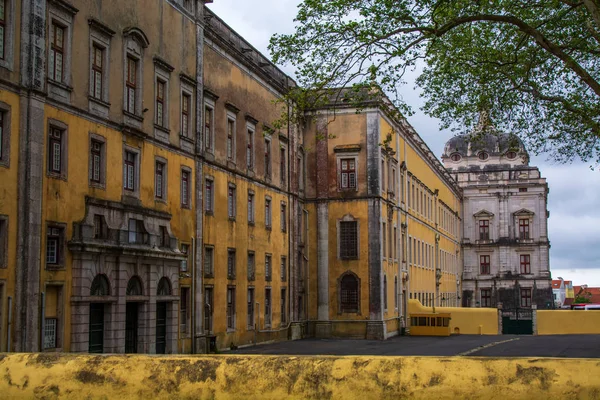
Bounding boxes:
[551,280,562,288]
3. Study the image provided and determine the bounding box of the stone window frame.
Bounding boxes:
[479,254,491,275]
[88,18,114,117]
[264,195,272,229]
[246,118,257,172]
[247,250,255,281]
[280,201,287,233]
[179,76,195,140]
[264,286,272,328]
[203,98,215,154]
[247,189,255,225]
[47,119,68,180]
[0,101,11,168]
[154,156,168,202]
[45,221,66,270]
[42,283,64,351]
[337,214,360,260]
[0,215,7,268]
[0,0,15,70]
[247,286,255,329]
[204,175,214,215]
[47,0,77,102]
[179,286,191,337]
[473,210,494,242]
[227,182,237,220]
[337,270,361,314]
[122,144,141,198]
[203,245,214,278]
[153,57,173,142]
[180,166,192,209]
[122,28,149,124]
[279,142,287,189]
[513,209,534,241]
[336,151,360,192]
[265,253,272,282]
[264,133,272,180]
[280,256,287,282]
[480,288,492,308]
[226,285,236,331]
[88,132,106,189]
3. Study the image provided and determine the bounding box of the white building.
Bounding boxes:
[442,120,553,310]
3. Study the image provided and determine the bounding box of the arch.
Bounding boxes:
[123,27,149,48]
[157,277,172,296]
[90,274,110,296]
[126,275,143,296]
[338,271,360,313]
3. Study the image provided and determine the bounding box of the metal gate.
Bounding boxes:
[89,303,104,353]
[156,302,167,354]
[501,308,533,335]
[125,302,138,353]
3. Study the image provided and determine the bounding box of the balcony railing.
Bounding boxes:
[71,223,179,250]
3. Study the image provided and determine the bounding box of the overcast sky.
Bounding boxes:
[207,1,600,287]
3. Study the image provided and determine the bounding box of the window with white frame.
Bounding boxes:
[123,150,137,192]
[155,78,166,127]
[46,224,65,268]
[181,91,191,138]
[49,21,66,83]
[89,135,105,187]
[47,121,67,179]
[204,177,214,214]
[181,168,191,208]
[340,158,357,190]
[155,160,166,200]
[88,19,113,110]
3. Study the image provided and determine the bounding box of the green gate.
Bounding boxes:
[502,308,533,335]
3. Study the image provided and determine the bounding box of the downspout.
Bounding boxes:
[191,236,196,353]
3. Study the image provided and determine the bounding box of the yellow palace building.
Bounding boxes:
[0,0,460,353]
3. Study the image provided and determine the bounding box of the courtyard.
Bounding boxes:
[228,334,600,358]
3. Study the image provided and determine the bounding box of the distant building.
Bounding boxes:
[552,279,566,308]
[442,117,553,311]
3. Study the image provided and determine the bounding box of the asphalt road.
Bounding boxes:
[228,334,600,358]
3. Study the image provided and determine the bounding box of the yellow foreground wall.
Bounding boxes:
[1,353,599,399]
[537,311,600,335]
[409,299,498,335]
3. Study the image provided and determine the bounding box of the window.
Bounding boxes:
[393,227,397,259]
[265,198,272,228]
[180,287,189,335]
[123,151,136,191]
[158,226,170,248]
[43,318,57,349]
[340,158,356,189]
[281,288,287,324]
[265,288,272,327]
[391,168,396,196]
[247,191,255,224]
[155,161,165,199]
[381,159,385,192]
[127,219,145,244]
[519,187,528,192]
[181,93,191,137]
[280,202,287,232]
[340,221,358,259]
[93,214,107,239]
[227,117,235,160]
[478,152,489,161]
[264,138,271,178]
[204,106,213,152]
[48,127,63,174]
[519,218,530,240]
[204,287,213,333]
[479,220,489,241]
[180,243,189,272]
[247,251,255,281]
[227,249,236,279]
[247,128,254,169]
[227,287,235,330]
[204,246,214,277]
[0,109,5,163]
[247,288,255,328]
[382,222,386,258]
[46,225,64,267]
[181,170,191,208]
[384,275,388,311]
[0,0,6,61]
[155,79,166,127]
[520,288,532,307]
[90,139,103,184]
[265,254,272,281]
[205,178,214,213]
[280,147,286,186]
[520,254,531,274]
[280,256,287,282]
[91,45,103,99]
[481,289,492,307]
[228,184,236,219]
[49,22,65,82]
[450,153,461,162]
[340,274,359,313]
[480,255,490,275]
[394,277,398,309]
[0,217,6,267]
[125,56,137,114]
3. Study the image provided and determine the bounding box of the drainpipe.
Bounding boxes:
[190,236,196,354]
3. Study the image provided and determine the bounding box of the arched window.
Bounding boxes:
[90,274,110,296]
[126,276,143,296]
[339,273,359,313]
[157,277,172,296]
[383,275,388,311]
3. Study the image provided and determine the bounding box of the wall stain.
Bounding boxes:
[515,365,557,390]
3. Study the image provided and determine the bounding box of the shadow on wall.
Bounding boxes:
[408,299,499,335]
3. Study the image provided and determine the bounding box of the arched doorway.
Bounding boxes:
[156,277,171,354]
[89,274,110,353]
[125,276,143,353]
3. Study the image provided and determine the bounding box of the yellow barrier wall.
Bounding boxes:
[537,310,600,335]
[409,299,498,335]
[1,353,599,399]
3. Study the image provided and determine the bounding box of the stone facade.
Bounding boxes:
[442,121,553,311]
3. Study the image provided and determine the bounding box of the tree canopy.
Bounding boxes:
[269,0,600,163]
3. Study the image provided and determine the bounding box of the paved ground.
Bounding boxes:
[228,334,600,358]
